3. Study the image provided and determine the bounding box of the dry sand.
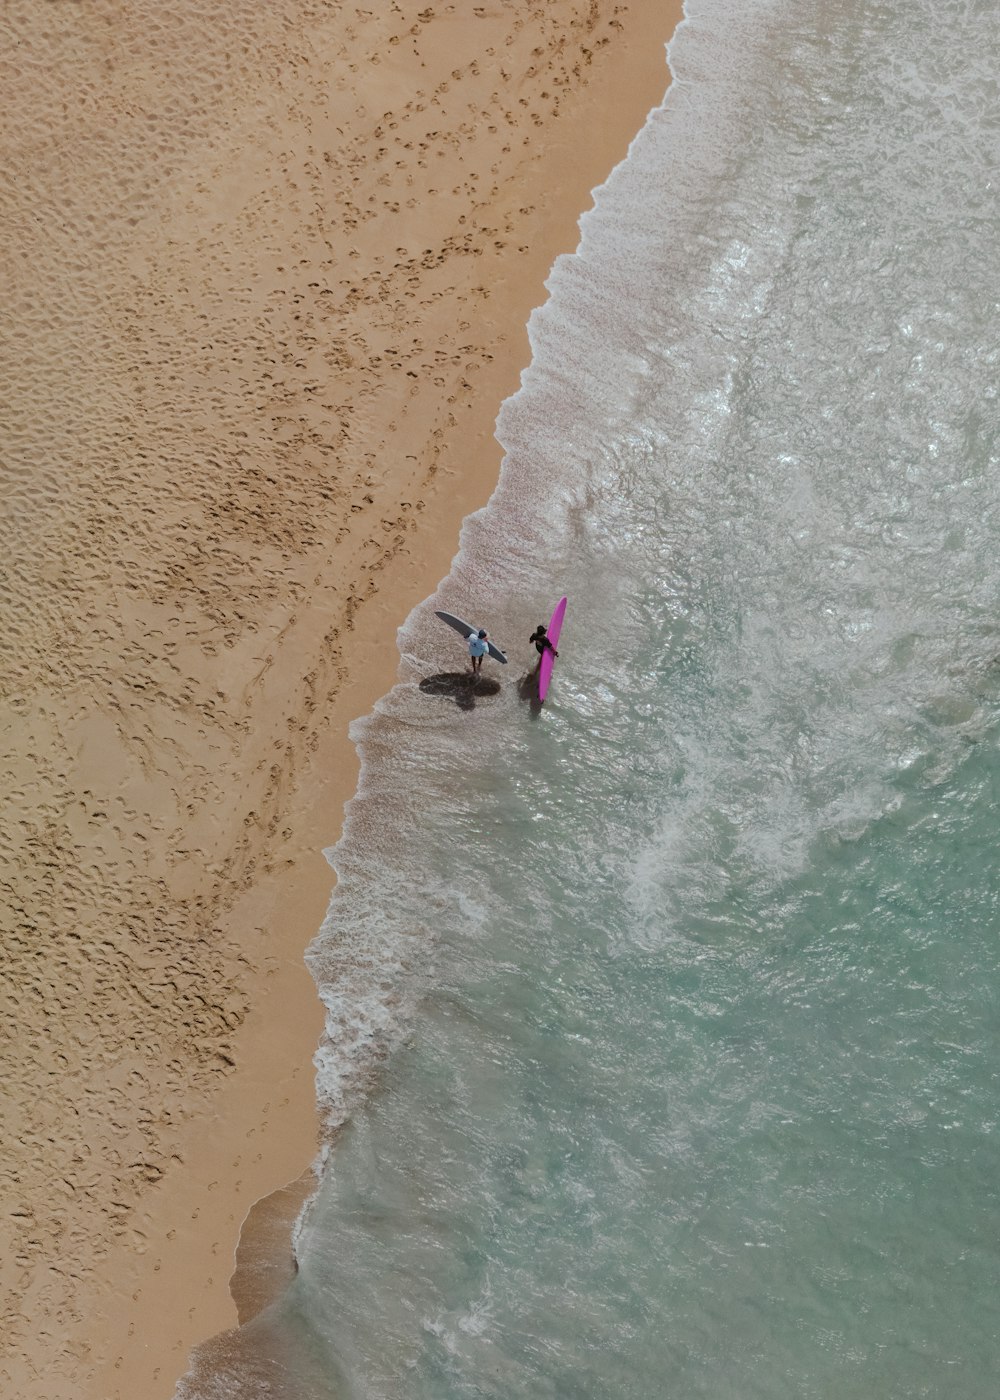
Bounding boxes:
[0,2,682,1396]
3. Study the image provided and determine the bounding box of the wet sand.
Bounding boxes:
[0,2,682,1396]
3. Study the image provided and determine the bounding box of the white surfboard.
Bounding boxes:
[435,610,508,664]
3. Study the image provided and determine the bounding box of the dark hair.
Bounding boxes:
[478,630,487,639]
[535,625,545,633]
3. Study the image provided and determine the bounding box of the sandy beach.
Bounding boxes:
[0,2,682,1396]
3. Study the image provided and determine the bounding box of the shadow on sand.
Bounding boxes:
[419,671,502,710]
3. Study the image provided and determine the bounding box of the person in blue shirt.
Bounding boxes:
[468,629,489,675]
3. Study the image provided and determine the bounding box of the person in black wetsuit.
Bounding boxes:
[528,624,558,664]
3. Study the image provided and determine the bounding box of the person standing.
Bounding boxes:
[468,629,489,675]
[528,624,558,665]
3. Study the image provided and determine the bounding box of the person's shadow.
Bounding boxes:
[517,665,544,717]
[419,671,502,711]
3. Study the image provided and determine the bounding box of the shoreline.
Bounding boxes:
[0,3,683,1397]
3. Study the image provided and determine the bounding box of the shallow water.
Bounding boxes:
[178,0,1000,1394]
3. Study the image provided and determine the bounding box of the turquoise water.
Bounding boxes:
[179,0,1000,1395]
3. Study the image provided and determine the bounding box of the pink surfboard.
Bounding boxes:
[537,596,567,702]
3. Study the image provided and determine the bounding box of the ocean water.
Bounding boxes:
[178,0,1000,1395]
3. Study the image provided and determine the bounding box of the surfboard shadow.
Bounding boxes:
[419,671,502,711]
